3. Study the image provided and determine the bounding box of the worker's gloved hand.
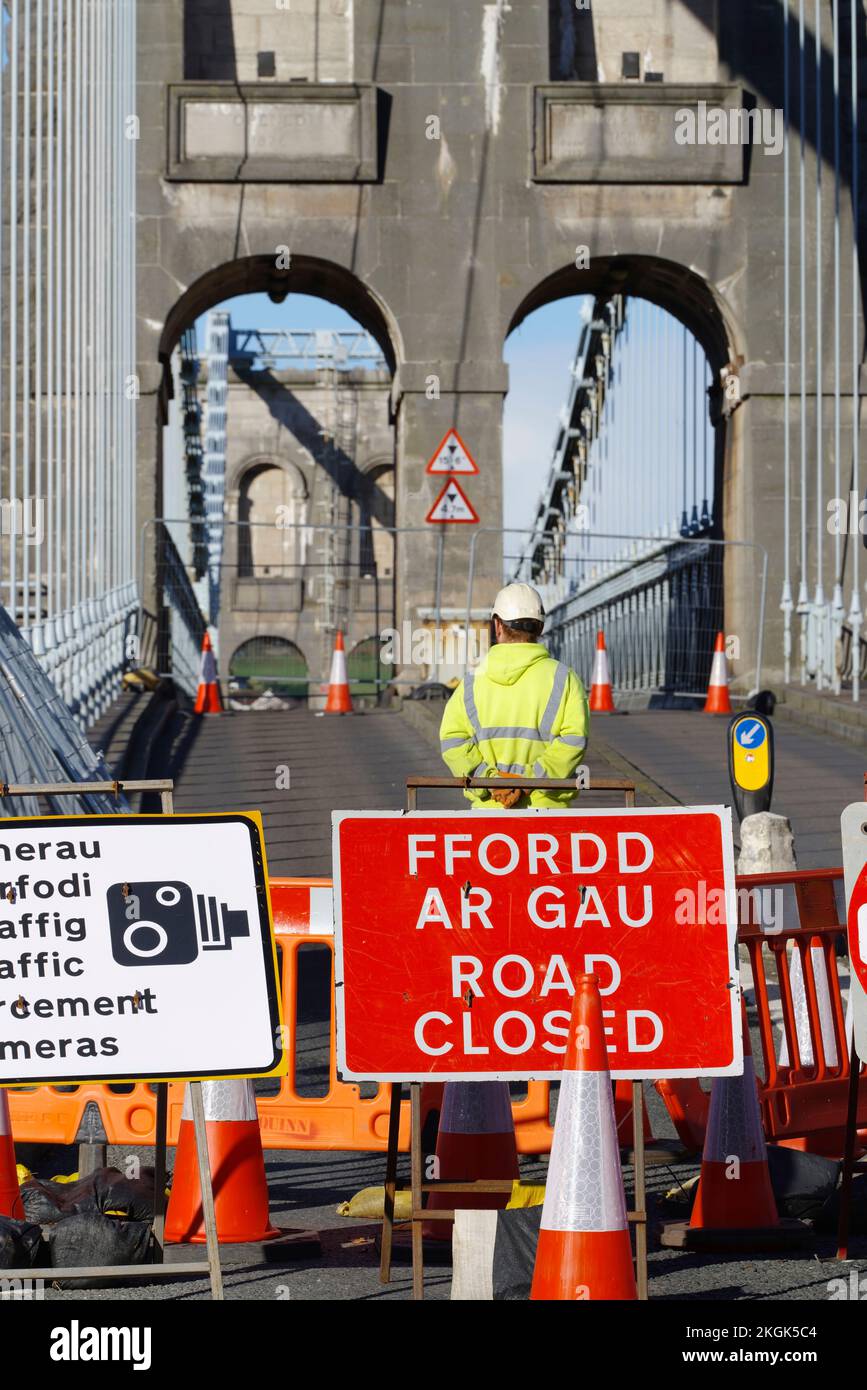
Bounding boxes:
[490,771,525,809]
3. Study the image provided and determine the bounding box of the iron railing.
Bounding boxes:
[468,528,769,698]
[0,0,138,728]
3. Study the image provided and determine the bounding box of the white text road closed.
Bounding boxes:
[0,814,284,1085]
[333,808,741,1081]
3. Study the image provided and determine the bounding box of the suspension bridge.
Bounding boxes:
[0,0,865,1308]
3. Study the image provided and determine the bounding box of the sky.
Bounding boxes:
[196,292,587,534]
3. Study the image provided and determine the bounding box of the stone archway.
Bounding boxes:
[228,635,309,699]
[234,457,308,578]
[506,254,740,381]
[158,253,402,373]
[503,255,760,685]
[146,255,404,641]
[505,253,742,548]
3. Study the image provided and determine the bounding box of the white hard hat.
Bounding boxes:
[491,582,545,622]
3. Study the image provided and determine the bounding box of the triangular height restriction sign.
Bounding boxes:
[426,478,480,524]
[426,428,479,475]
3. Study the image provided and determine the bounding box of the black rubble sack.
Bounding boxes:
[48,1213,152,1289]
[766,1146,840,1220]
[0,1214,44,1269]
[74,1167,157,1222]
[19,1180,66,1225]
[814,1171,867,1234]
[21,1167,157,1224]
[492,1206,543,1301]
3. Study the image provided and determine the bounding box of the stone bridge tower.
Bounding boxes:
[137,0,864,688]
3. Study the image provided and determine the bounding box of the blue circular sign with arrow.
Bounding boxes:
[734,719,767,750]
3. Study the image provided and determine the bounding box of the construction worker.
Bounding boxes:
[439,582,589,808]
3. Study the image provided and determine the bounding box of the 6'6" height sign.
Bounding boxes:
[333,807,741,1082]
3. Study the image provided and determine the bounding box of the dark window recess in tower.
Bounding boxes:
[548,0,598,80]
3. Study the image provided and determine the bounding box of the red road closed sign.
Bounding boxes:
[333,808,740,1081]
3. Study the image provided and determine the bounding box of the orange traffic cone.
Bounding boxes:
[660,1005,807,1250]
[193,631,223,715]
[165,1081,279,1244]
[703,632,732,714]
[531,975,636,1300]
[589,631,616,712]
[419,1081,445,1154]
[654,1077,710,1156]
[324,631,353,714]
[0,1091,23,1219]
[424,1082,518,1239]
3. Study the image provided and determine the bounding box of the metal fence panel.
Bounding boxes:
[467,528,768,698]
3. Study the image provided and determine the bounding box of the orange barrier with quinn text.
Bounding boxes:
[6,870,862,1159]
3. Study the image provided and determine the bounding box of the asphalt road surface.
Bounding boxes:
[27,702,862,1302]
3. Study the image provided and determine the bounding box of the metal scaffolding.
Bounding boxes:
[0,0,138,726]
[203,310,230,626]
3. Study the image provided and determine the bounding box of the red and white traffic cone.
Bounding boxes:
[531,974,636,1300]
[0,1090,23,1219]
[424,1082,518,1239]
[324,631,353,714]
[703,632,732,715]
[654,1078,710,1156]
[589,631,616,713]
[193,631,223,715]
[660,1004,807,1250]
[165,1081,279,1244]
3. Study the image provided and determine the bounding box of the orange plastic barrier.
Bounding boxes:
[260,881,551,1151]
[739,867,866,1156]
[6,878,551,1154]
[9,870,858,1158]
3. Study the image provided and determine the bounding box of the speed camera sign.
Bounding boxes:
[0,813,284,1086]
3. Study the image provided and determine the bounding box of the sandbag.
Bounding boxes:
[0,1215,44,1269]
[452,1210,498,1300]
[48,1213,152,1289]
[336,1185,412,1220]
[506,1181,545,1209]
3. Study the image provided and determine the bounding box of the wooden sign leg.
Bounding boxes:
[151,1083,168,1260]
[837,1036,861,1260]
[189,1081,224,1300]
[632,1080,648,1300]
[410,1082,424,1301]
[380,1082,402,1284]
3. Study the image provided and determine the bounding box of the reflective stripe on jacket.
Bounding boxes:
[438,641,589,808]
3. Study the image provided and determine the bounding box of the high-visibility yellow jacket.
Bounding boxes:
[439,642,589,808]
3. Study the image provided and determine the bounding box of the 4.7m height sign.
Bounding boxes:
[333,808,740,1081]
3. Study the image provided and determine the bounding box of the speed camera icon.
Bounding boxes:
[107,881,250,967]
